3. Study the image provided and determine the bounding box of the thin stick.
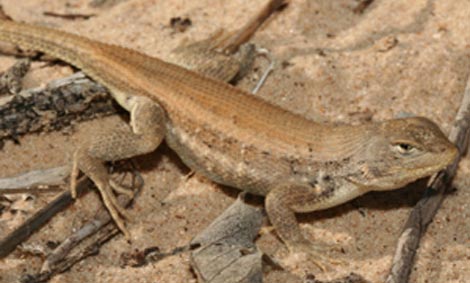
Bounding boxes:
[385,71,470,283]
[40,194,133,273]
[217,0,288,54]
[0,178,91,258]
[20,225,120,283]
[0,165,70,193]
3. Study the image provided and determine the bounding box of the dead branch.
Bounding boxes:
[0,58,31,94]
[0,165,69,193]
[0,177,91,258]
[0,72,120,146]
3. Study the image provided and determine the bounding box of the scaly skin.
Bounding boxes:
[0,12,457,269]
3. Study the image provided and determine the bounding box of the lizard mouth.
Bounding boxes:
[436,145,458,169]
[409,147,457,182]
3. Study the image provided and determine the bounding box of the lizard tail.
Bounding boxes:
[0,20,96,69]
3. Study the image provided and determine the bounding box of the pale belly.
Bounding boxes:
[164,122,292,196]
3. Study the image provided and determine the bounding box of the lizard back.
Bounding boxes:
[0,20,370,160]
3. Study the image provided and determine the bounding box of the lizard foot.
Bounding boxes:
[287,240,346,271]
[70,152,133,240]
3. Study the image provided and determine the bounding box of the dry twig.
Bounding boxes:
[40,193,134,273]
[0,165,69,193]
[0,72,119,146]
[20,224,120,283]
[352,0,375,14]
[0,58,31,94]
[0,177,91,258]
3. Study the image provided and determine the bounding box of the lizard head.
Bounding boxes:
[351,117,458,191]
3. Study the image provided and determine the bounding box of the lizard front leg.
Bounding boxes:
[71,96,166,239]
[265,183,343,270]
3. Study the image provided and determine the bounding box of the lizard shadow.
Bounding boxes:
[294,178,434,261]
[133,141,191,175]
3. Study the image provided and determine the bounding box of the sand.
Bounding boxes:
[0,1,469,282]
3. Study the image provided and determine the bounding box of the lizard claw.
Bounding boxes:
[287,241,346,271]
[109,179,135,198]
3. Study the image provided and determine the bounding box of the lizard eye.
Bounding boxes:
[393,143,417,155]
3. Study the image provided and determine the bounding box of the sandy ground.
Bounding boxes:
[0,0,469,282]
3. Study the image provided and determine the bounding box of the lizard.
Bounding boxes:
[0,3,458,268]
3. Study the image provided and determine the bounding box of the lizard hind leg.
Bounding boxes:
[265,183,344,271]
[70,96,166,239]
